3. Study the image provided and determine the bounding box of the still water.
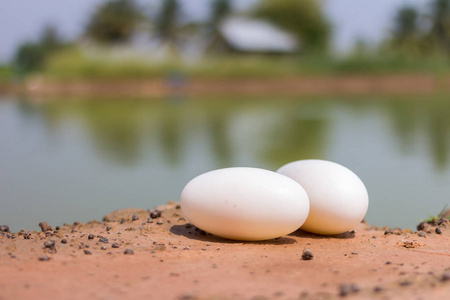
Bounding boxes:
[1,95,450,232]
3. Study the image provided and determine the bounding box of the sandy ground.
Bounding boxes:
[1,74,449,98]
[1,202,449,300]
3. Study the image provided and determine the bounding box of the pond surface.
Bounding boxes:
[1,94,450,232]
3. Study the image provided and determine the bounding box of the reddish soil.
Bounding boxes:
[1,202,449,300]
[3,74,450,98]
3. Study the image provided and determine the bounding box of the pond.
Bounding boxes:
[1,94,450,232]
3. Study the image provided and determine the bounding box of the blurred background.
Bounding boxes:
[1,0,450,232]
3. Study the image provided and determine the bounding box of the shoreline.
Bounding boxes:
[1,74,450,98]
[1,203,449,299]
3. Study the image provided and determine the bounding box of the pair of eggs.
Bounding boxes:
[180,160,369,241]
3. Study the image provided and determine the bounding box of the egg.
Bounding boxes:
[277,160,368,235]
[180,167,310,241]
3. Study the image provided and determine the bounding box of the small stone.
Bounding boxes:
[23,232,32,239]
[124,249,134,255]
[83,249,92,255]
[55,226,60,230]
[386,261,392,265]
[373,286,383,293]
[302,249,313,260]
[88,234,95,240]
[149,209,162,219]
[157,220,163,225]
[73,221,80,225]
[418,231,426,238]
[339,283,360,296]
[147,218,153,223]
[441,272,450,282]
[399,280,412,286]
[183,247,189,250]
[131,214,139,221]
[61,239,67,244]
[384,230,392,235]
[99,237,109,243]
[436,228,442,234]
[39,222,52,232]
[120,219,126,224]
[44,240,55,248]
[106,226,112,231]
[38,255,50,261]
[0,225,10,232]
[112,243,120,248]
[101,246,107,250]
[185,223,192,228]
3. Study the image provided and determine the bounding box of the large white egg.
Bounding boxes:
[277,160,369,235]
[180,167,310,241]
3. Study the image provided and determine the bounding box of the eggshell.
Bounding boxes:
[180,167,310,241]
[277,160,368,235]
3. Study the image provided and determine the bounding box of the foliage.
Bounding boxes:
[155,0,180,43]
[252,0,330,53]
[85,0,142,44]
[210,0,231,27]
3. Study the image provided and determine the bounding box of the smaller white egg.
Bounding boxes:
[277,160,369,235]
[181,167,310,241]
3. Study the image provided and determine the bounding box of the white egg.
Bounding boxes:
[277,160,368,235]
[180,167,310,241]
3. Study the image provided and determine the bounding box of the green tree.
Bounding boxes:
[210,0,231,28]
[155,0,180,44]
[393,6,419,42]
[429,0,450,51]
[85,0,141,44]
[252,0,330,53]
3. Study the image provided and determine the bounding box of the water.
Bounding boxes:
[1,95,450,232]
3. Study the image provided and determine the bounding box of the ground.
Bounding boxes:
[1,203,449,300]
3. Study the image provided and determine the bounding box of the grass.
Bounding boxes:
[0,64,13,82]
[421,204,450,223]
[31,47,450,80]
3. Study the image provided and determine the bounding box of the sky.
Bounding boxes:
[0,0,431,63]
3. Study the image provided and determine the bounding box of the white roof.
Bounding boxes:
[219,17,299,53]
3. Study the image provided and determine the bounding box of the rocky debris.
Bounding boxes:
[339,283,360,297]
[302,249,314,260]
[149,209,162,219]
[0,225,10,233]
[39,222,52,232]
[397,241,422,248]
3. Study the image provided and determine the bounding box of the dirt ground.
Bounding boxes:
[2,74,450,98]
[1,202,449,300]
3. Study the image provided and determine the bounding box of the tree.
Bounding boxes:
[252,0,330,53]
[85,0,142,44]
[210,0,231,28]
[155,0,180,44]
[429,0,450,51]
[393,6,419,42]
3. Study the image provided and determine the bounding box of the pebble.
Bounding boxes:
[99,237,109,243]
[147,218,153,223]
[23,232,32,239]
[39,222,52,232]
[101,246,107,250]
[132,214,139,221]
[0,225,10,232]
[88,234,95,240]
[436,228,442,234]
[183,247,189,250]
[418,232,426,237]
[83,249,92,255]
[157,220,163,225]
[120,219,126,224]
[124,249,134,255]
[150,209,162,219]
[373,286,383,293]
[112,243,120,248]
[61,239,67,244]
[55,226,60,230]
[106,226,112,231]
[44,240,56,248]
[442,272,450,282]
[339,283,360,296]
[302,249,314,260]
[38,255,50,261]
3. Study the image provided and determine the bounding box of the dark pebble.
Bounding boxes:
[88,234,95,240]
[436,228,443,234]
[112,243,120,248]
[106,226,112,231]
[418,231,426,237]
[23,232,32,239]
[55,226,60,230]
[120,219,126,224]
[38,255,50,261]
[73,221,80,225]
[132,214,139,221]
[339,283,360,296]
[0,225,10,232]
[185,223,192,228]
[384,230,392,235]
[302,249,314,260]
[386,261,392,265]
[147,218,153,223]
[399,280,412,286]
[157,220,163,225]
[149,209,162,219]
[101,246,107,250]
[44,240,55,248]
[124,249,134,255]
[61,239,67,244]
[39,222,52,232]
[45,232,53,237]
[99,237,109,243]
[53,230,59,234]
[351,252,358,255]
[83,249,92,255]
[373,286,383,293]
[442,272,450,282]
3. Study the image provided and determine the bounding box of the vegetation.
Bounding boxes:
[84,0,142,44]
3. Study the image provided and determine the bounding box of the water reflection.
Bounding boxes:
[2,95,450,231]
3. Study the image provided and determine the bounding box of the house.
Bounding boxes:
[208,17,300,55]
